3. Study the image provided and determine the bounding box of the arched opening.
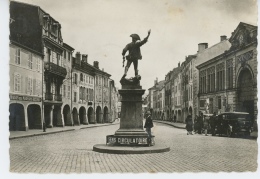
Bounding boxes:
[9,103,25,131]
[167,110,170,121]
[96,106,102,123]
[189,106,193,117]
[72,108,79,125]
[63,105,72,126]
[177,110,182,122]
[79,106,87,125]
[87,107,94,124]
[53,105,62,127]
[103,106,109,123]
[27,104,42,129]
[237,68,255,124]
[44,105,51,128]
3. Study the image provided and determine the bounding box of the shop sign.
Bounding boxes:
[10,94,41,102]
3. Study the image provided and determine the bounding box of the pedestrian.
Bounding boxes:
[193,115,199,134]
[197,112,204,134]
[185,113,193,135]
[210,112,217,136]
[144,111,154,146]
[203,115,209,136]
[173,115,177,123]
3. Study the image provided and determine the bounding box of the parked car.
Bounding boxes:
[215,112,252,137]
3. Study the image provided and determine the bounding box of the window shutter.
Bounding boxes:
[33,79,36,95]
[25,76,28,94]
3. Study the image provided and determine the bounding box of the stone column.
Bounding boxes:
[24,104,29,131]
[48,105,54,128]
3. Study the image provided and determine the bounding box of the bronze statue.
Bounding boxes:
[122,29,151,78]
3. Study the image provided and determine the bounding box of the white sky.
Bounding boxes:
[12,0,258,92]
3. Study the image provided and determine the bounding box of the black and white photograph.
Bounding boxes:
[0,0,259,177]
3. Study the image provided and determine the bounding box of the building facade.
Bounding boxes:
[197,22,257,128]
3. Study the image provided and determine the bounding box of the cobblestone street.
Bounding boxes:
[9,122,257,173]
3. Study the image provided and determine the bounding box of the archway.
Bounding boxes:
[189,106,192,116]
[167,110,170,121]
[9,103,25,131]
[72,108,79,125]
[177,110,182,122]
[79,106,87,125]
[96,106,102,123]
[53,105,62,127]
[27,104,42,129]
[63,105,72,126]
[103,106,109,123]
[87,107,94,124]
[237,68,255,124]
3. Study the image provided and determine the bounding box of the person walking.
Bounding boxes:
[193,115,199,134]
[144,111,154,146]
[204,115,209,136]
[210,112,217,136]
[185,114,193,135]
[197,112,204,134]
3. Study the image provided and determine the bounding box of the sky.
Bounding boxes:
[10,0,259,92]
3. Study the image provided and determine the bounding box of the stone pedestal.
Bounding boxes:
[115,88,147,137]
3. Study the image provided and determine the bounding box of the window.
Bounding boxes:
[36,80,41,95]
[227,59,233,89]
[199,70,207,93]
[218,97,221,109]
[28,54,33,69]
[14,73,21,92]
[74,92,77,102]
[74,73,78,84]
[63,85,66,97]
[68,52,71,61]
[27,77,33,94]
[15,48,21,65]
[207,66,215,93]
[57,53,60,65]
[67,85,70,99]
[217,63,225,91]
[64,50,66,59]
[47,49,51,62]
[36,58,41,72]
[80,73,83,82]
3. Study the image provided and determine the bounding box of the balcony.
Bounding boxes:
[45,93,62,102]
[45,92,53,101]
[44,62,67,78]
[54,94,62,101]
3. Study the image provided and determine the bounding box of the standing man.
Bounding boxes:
[210,112,217,136]
[122,30,151,78]
[197,112,204,134]
[144,111,154,146]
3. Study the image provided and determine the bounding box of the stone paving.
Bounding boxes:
[9,122,258,173]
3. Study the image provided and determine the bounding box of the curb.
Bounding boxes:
[154,120,185,129]
[9,122,120,140]
[93,144,170,154]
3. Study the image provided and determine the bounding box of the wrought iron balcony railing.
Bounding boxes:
[44,62,67,78]
[45,92,53,101]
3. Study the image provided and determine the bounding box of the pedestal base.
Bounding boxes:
[93,144,170,154]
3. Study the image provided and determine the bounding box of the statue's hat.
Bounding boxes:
[130,34,140,40]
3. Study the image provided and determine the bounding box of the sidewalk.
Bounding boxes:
[154,120,186,129]
[9,120,120,140]
[154,120,258,139]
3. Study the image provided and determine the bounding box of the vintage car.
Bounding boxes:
[215,112,252,137]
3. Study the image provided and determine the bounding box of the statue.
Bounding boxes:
[122,29,151,79]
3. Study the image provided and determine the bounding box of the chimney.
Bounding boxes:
[82,54,88,63]
[220,35,227,42]
[76,52,81,64]
[93,61,99,69]
[154,77,158,85]
[198,43,208,53]
[178,62,180,67]
[102,68,104,71]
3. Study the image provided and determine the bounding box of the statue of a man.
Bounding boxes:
[122,29,151,78]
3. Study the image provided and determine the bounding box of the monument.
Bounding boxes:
[93,30,170,154]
